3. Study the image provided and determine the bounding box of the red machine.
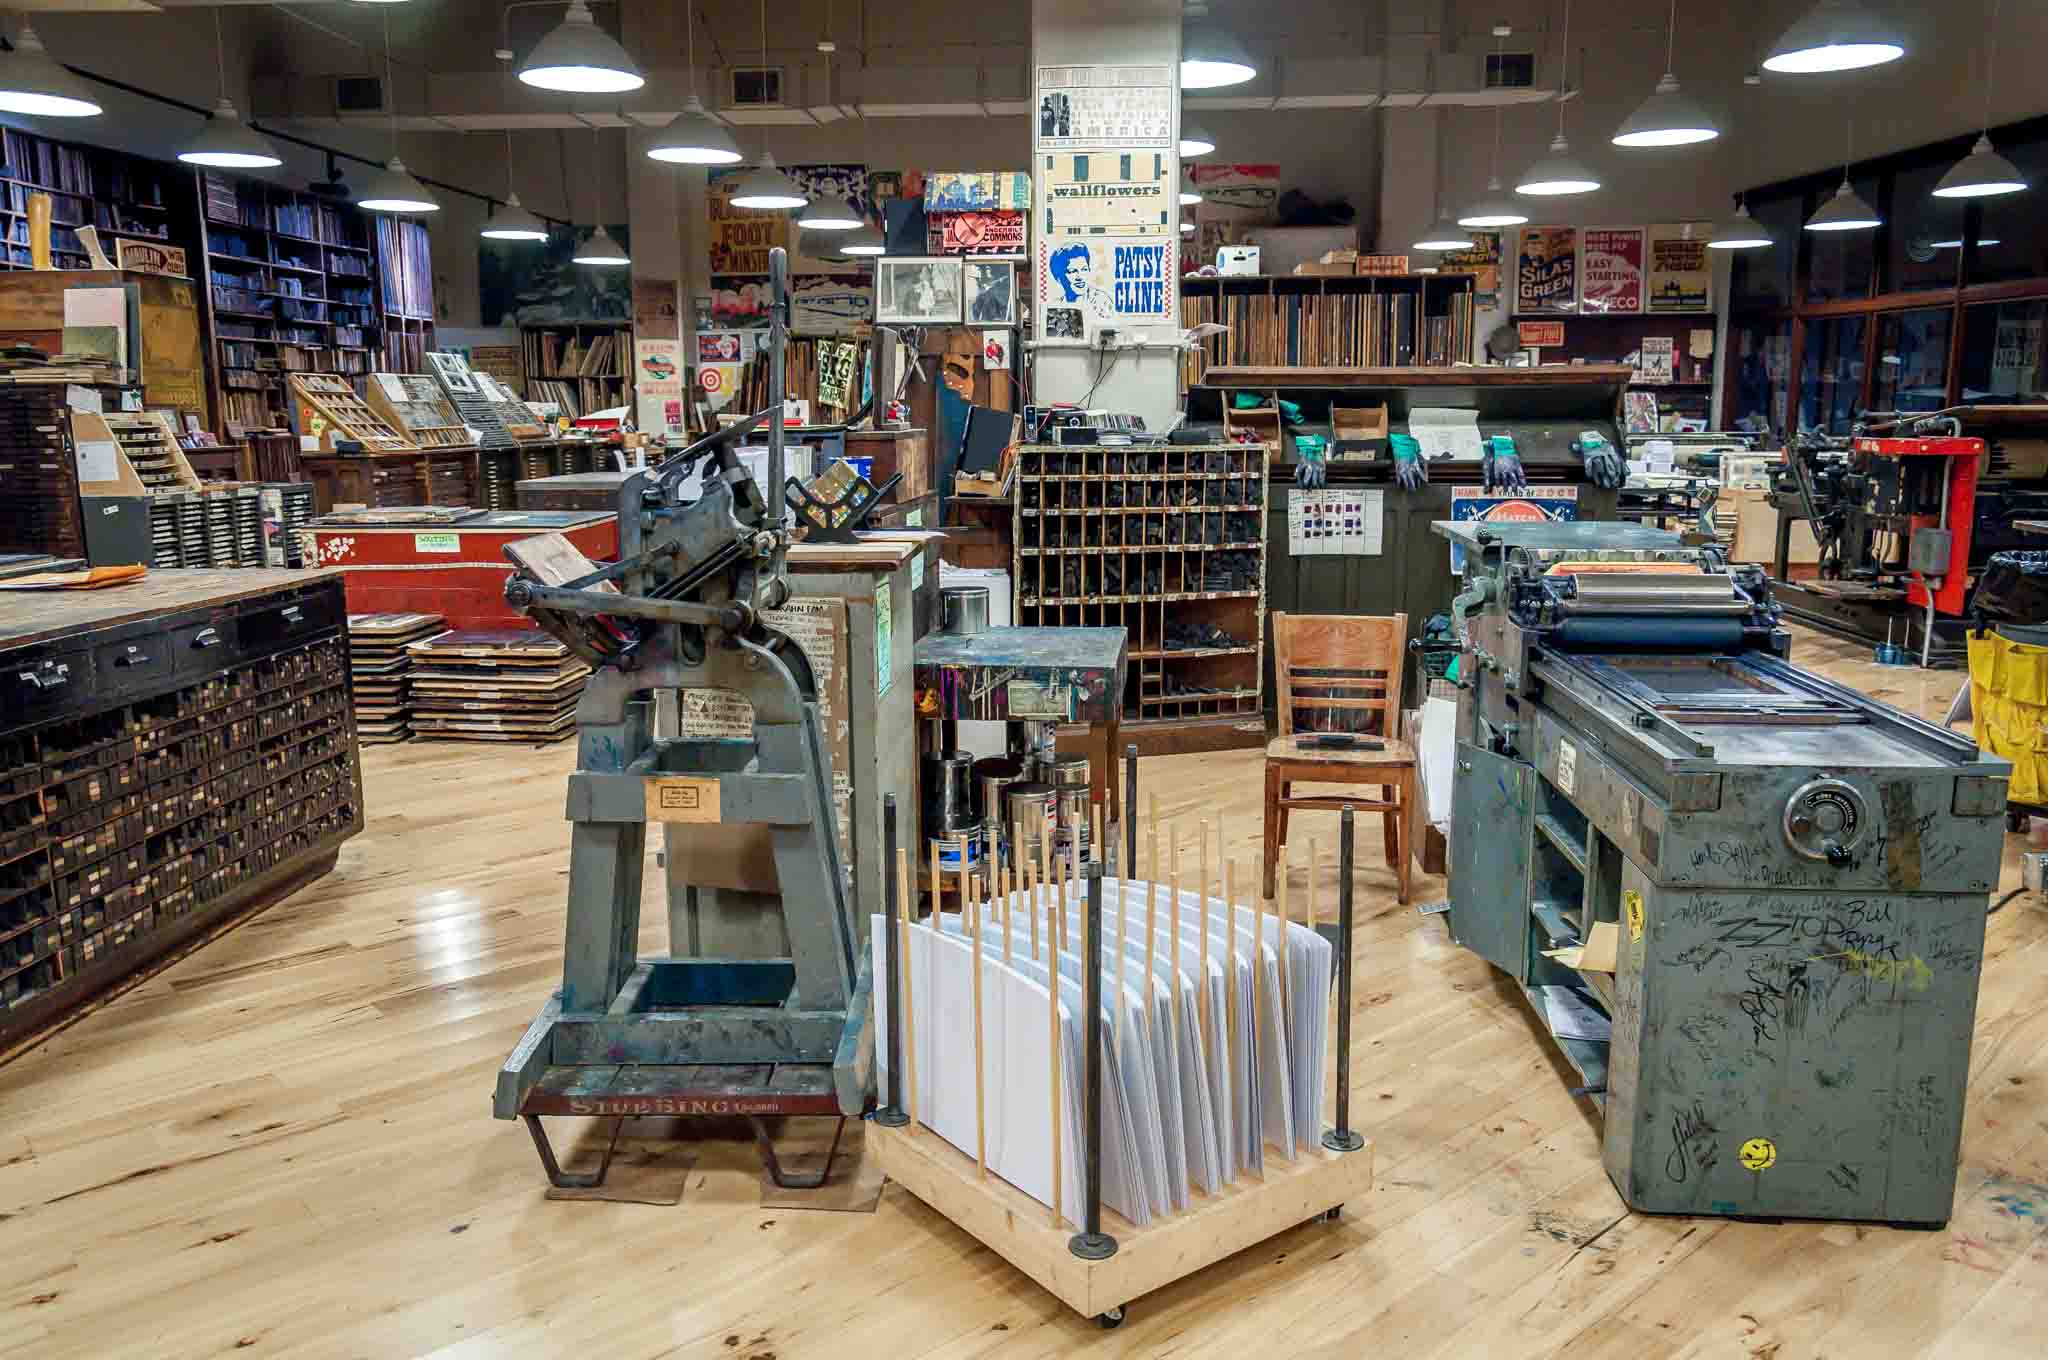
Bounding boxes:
[1848,433,1981,616]
[303,509,617,629]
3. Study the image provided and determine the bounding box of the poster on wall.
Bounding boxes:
[632,276,679,331]
[1578,228,1644,313]
[1036,235,1172,345]
[1516,226,1578,314]
[927,210,1027,255]
[634,338,682,401]
[926,172,1031,212]
[480,227,631,325]
[788,164,875,274]
[1647,224,1711,312]
[982,330,1012,370]
[816,341,858,410]
[710,278,773,328]
[1035,64,1174,149]
[791,277,872,336]
[1042,151,1173,236]
[965,259,1018,324]
[709,168,787,277]
[1448,485,1580,570]
[1435,231,1501,305]
[876,257,963,324]
[1636,335,1675,383]
[1189,163,1280,222]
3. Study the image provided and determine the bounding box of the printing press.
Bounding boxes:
[1436,519,2009,1225]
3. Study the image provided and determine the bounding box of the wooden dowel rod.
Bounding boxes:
[1225,857,1238,1126]
[896,845,918,1134]
[1002,843,1014,966]
[1276,844,1291,1021]
[1028,837,1040,959]
[1308,837,1320,929]
[1253,860,1266,1163]
[1145,828,1158,1032]
[970,869,986,1180]
[1049,887,1063,1229]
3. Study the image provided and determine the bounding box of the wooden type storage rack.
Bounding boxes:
[364,372,472,449]
[1012,443,1267,735]
[0,571,361,1048]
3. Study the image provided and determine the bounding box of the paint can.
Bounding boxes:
[929,824,984,875]
[940,585,990,635]
[921,751,976,837]
[1048,755,1093,860]
[1006,782,1057,867]
[972,756,1024,863]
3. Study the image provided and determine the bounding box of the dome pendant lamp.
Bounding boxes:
[1933,0,2026,199]
[647,6,741,164]
[1763,0,1905,75]
[357,15,439,212]
[1705,199,1772,250]
[1516,3,1598,196]
[0,20,102,117]
[1459,30,1528,228]
[1805,119,1879,232]
[519,0,644,95]
[1613,0,1718,147]
[1181,5,1256,89]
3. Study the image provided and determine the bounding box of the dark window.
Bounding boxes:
[1870,307,1953,413]
[1485,52,1534,88]
[1729,316,1792,437]
[1885,161,1966,293]
[1958,298,2048,403]
[1729,193,1801,310]
[1805,176,1879,303]
[1799,315,1867,433]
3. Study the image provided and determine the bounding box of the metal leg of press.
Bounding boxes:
[1323,805,1365,1158]
[1123,743,1138,878]
[876,792,909,1127]
[751,1115,847,1189]
[525,1113,624,1189]
[1070,863,1118,1261]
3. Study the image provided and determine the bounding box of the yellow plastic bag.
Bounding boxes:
[1970,630,2048,804]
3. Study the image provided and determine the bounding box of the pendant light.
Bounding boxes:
[1763,0,1904,75]
[1805,120,1878,232]
[1180,190,1203,206]
[1181,5,1256,89]
[1179,120,1217,159]
[1934,0,2025,199]
[1414,102,1474,252]
[728,1,808,210]
[1516,6,1598,196]
[1705,199,1773,250]
[180,13,283,168]
[0,19,101,117]
[1459,31,1528,228]
[646,3,741,164]
[572,127,630,265]
[519,0,643,94]
[481,50,548,240]
[841,224,886,256]
[798,192,862,230]
[357,15,439,212]
[1613,0,1717,147]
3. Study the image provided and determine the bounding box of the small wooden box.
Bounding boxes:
[1331,404,1389,461]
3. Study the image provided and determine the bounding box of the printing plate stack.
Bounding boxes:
[347,612,447,743]
[404,630,590,743]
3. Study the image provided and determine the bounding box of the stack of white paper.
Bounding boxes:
[870,872,1336,1223]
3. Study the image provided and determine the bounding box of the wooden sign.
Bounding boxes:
[1517,320,1564,347]
[1357,254,1411,276]
[645,776,722,823]
[116,239,187,278]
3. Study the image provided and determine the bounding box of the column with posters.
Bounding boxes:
[1647,224,1712,312]
[1516,227,1579,314]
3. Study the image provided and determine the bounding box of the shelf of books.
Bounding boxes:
[1178,272,1477,385]
[0,127,189,272]
[376,216,434,374]
[519,323,630,418]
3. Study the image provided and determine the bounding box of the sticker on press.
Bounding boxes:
[1739,1138,1777,1172]
[413,532,461,554]
[1625,889,1645,942]
[1555,739,1577,795]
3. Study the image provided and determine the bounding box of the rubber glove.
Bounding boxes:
[1277,397,1306,428]
[1575,430,1626,489]
[1482,433,1527,492]
[1391,431,1427,492]
[1293,439,1327,488]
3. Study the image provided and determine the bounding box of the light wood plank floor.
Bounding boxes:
[0,627,2043,1359]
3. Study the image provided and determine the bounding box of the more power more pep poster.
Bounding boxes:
[1578,228,1643,313]
[1037,235,1173,345]
[1517,226,1578,314]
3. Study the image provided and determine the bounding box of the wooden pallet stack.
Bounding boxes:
[346,613,446,743]
[404,630,590,743]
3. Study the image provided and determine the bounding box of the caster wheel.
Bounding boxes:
[1097,1307,1126,1330]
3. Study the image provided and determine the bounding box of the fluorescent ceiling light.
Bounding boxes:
[646,96,742,164]
[841,224,886,255]
[1458,177,1528,228]
[572,224,630,265]
[1515,135,1600,196]
[1804,177,1880,232]
[519,0,645,94]
[729,153,809,210]
[1414,216,1475,251]
[1613,73,1717,147]
[0,21,102,117]
[797,192,862,230]
[1182,22,1256,89]
[1705,202,1772,250]
[1763,1,1905,74]
[1180,122,1216,158]
[1934,133,2027,199]
[178,100,282,169]
[480,193,549,241]
[356,157,440,213]
[1932,237,1999,249]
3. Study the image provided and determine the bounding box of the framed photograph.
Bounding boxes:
[875,257,963,324]
[964,258,1017,325]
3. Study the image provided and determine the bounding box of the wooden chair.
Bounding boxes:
[1264,612,1416,903]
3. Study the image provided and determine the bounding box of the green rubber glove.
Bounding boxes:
[1391,431,1427,492]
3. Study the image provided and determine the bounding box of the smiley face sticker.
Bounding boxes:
[1739,1137,1777,1172]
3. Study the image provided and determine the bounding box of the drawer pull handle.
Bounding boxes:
[281,606,304,627]
[18,663,69,690]
[193,628,223,650]
[114,651,150,668]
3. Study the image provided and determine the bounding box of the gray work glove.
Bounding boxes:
[1482,434,1527,492]
[1575,430,1626,489]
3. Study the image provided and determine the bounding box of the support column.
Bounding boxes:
[627,129,686,437]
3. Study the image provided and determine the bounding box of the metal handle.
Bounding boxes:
[281,605,304,626]
[192,627,222,650]
[114,650,150,668]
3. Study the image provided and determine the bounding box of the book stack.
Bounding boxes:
[405,630,591,743]
[348,613,447,744]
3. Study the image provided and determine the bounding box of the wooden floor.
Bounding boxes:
[1,627,2044,1359]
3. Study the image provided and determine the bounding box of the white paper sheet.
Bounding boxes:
[1540,984,1612,1041]
[1407,407,1485,462]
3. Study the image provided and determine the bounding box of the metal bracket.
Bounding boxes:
[524,1114,624,1189]
[1415,899,1451,916]
[750,1115,847,1189]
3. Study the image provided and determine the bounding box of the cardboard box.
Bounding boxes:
[1331,403,1389,460]
[1728,487,1820,566]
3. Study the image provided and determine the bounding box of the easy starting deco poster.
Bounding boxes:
[1036,235,1173,345]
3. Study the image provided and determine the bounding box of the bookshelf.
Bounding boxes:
[0,127,191,273]
[375,216,434,374]
[1178,272,1478,384]
[200,173,431,434]
[519,322,630,418]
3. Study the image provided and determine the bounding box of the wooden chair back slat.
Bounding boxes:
[1273,611,1408,737]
